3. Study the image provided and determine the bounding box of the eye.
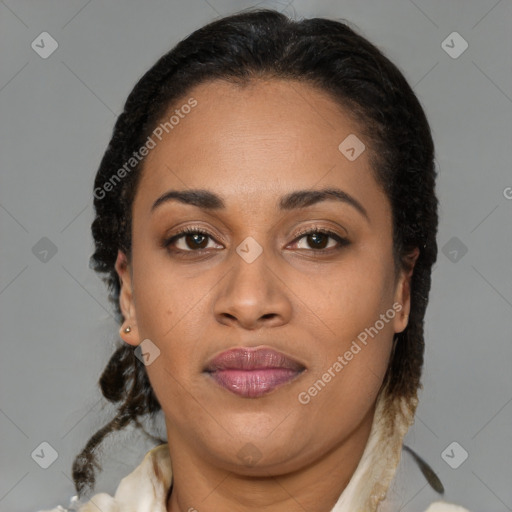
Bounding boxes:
[162,226,223,254]
[290,227,350,252]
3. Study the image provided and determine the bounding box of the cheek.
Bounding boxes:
[296,306,395,443]
[130,250,213,385]
[131,244,197,339]
[299,253,396,343]
[296,251,397,406]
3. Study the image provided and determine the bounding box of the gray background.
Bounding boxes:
[1,1,511,511]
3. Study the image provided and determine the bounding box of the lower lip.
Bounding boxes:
[207,368,303,398]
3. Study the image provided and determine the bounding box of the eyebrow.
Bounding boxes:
[151,187,369,221]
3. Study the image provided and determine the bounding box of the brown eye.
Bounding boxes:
[302,232,330,249]
[163,228,222,253]
[292,228,350,252]
[182,232,209,250]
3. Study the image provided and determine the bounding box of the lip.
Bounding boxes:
[204,346,306,398]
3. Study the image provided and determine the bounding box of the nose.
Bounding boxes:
[213,246,292,330]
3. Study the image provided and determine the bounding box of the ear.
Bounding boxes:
[392,247,420,334]
[115,249,140,346]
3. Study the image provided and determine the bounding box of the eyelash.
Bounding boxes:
[162,225,350,256]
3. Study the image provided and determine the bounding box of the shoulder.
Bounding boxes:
[35,443,171,512]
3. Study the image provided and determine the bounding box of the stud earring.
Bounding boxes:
[123,326,131,333]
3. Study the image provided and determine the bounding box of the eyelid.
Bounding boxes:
[291,225,345,240]
[163,224,224,244]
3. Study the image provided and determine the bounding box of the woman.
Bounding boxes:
[39,9,471,512]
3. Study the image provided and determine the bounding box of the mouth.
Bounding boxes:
[204,346,306,398]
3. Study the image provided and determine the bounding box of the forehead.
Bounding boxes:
[134,78,386,218]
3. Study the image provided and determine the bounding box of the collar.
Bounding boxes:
[330,387,417,511]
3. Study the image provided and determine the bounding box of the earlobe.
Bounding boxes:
[119,323,139,346]
[115,250,140,346]
[393,247,420,334]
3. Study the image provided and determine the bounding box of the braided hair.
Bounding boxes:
[72,8,438,497]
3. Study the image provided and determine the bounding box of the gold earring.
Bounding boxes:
[124,326,131,333]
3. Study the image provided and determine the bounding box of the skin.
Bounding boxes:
[114,78,418,512]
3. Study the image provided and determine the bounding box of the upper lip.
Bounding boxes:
[204,346,306,372]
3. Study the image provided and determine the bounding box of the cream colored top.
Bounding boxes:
[37,389,472,512]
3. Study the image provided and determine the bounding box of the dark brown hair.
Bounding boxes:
[72,8,438,497]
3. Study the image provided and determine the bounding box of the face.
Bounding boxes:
[115,78,416,475]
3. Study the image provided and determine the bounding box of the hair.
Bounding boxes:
[72,8,438,497]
